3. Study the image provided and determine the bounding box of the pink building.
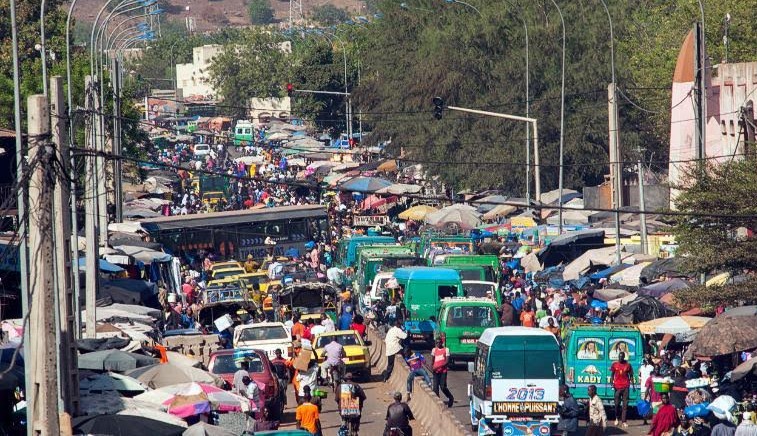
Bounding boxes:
[668,30,757,197]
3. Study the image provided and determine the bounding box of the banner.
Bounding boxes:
[353,215,390,227]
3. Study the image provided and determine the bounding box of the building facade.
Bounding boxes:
[175,44,223,98]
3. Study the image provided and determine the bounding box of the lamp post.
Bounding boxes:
[548,0,566,234]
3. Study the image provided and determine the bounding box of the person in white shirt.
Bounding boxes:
[384,320,408,382]
[320,313,336,333]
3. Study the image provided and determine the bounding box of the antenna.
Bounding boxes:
[289,0,304,29]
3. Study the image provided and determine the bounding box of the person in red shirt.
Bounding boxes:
[301,319,315,341]
[290,314,305,340]
[350,314,366,338]
[519,305,536,327]
[609,351,635,428]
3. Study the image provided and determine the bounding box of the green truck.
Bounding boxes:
[563,324,643,406]
[353,245,420,303]
[394,267,464,344]
[336,235,396,268]
[436,297,500,364]
[434,254,502,283]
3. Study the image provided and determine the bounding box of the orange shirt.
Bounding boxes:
[291,322,305,339]
[296,401,319,433]
[520,311,536,328]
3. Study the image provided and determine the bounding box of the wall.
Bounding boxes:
[176,44,223,98]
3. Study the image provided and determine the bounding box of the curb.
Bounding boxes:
[367,327,473,436]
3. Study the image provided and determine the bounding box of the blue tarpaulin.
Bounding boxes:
[78,258,125,273]
[590,264,631,281]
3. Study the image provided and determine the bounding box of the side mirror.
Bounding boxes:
[467,362,474,373]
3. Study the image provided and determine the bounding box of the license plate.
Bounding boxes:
[460,338,477,344]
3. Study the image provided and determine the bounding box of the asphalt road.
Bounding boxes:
[277,363,426,435]
[418,350,651,436]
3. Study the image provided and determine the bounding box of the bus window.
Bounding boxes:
[438,285,457,300]
[576,338,605,360]
[608,338,636,360]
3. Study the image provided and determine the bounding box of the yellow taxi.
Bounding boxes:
[209,261,243,271]
[236,272,271,294]
[312,330,370,380]
[208,265,246,283]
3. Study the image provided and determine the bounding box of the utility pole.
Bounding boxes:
[112,57,123,223]
[50,76,80,417]
[84,76,100,338]
[94,78,108,245]
[637,150,649,255]
[608,83,623,265]
[27,94,61,435]
[694,22,707,164]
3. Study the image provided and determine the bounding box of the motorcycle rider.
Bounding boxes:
[385,391,414,436]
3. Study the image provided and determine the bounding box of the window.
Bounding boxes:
[463,283,496,298]
[489,350,560,380]
[446,306,496,327]
[438,285,458,299]
[459,270,481,281]
[238,326,289,342]
[608,338,636,360]
[315,334,359,349]
[211,353,264,374]
[576,338,605,360]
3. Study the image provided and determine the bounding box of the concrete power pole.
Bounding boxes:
[27,94,62,434]
[84,76,100,338]
[50,76,80,417]
[608,83,623,265]
[637,151,649,255]
[112,58,123,223]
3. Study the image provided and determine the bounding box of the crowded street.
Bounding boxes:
[4,1,757,436]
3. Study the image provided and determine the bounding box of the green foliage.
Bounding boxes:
[248,0,275,25]
[671,158,757,307]
[207,28,357,130]
[311,5,351,26]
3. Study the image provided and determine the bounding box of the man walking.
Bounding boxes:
[385,392,415,436]
[431,338,454,407]
[383,319,407,382]
[610,351,634,428]
[587,385,607,436]
[557,385,579,436]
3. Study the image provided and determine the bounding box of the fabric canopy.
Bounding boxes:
[561,246,635,281]
[79,257,125,273]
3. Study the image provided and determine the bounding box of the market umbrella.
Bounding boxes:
[730,356,757,381]
[80,372,149,394]
[72,414,185,436]
[636,316,712,335]
[340,176,393,193]
[182,422,237,436]
[126,363,221,389]
[425,204,482,230]
[77,257,125,273]
[78,392,188,427]
[398,205,438,221]
[135,382,249,416]
[78,350,157,372]
[472,194,509,213]
[482,204,518,220]
[687,315,757,357]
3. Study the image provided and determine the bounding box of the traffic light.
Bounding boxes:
[433,96,444,120]
[286,83,294,97]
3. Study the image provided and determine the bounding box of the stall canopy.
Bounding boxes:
[398,205,438,221]
[686,315,757,357]
[610,261,652,286]
[114,245,172,264]
[612,295,675,324]
[640,257,687,283]
[79,258,125,273]
[100,279,161,308]
[561,246,635,281]
[375,183,423,195]
[590,264,631,281]
[637,278,690,298]
[536,229,606,268]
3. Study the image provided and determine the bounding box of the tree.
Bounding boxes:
[248,0,275,25]
[671,158,757,308]
[311,5,350,26]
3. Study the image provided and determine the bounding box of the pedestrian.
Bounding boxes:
[520,304,536,327]
[557,385,579,436]
[383,319,407,382]
[405,348,431,401]
[712,418,738,436]
[610,351,634,428]
[649,393,679,436]
[296,392,321,436]
[232,361,250,395]
[338,305,353,331]
[500,296,515,326]
[431,338,454,407]
[586,385,607,436]
[350,314,366,338]
[544,316,560,337]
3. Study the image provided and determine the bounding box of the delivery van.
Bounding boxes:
[394,267,463,344]
[468,327,562,436]
[437,298,500,364]
[563,324,643,405]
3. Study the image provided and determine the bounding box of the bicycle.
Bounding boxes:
[384,426,405,436]
[329,362,346,395]
[339,415,361,436]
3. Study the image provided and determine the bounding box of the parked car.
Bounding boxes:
[193,143,211,157]
[207,348,285,419]
[233,322,292,359]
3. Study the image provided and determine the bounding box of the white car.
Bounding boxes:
[193,143,211,157]
[233,322,292,359]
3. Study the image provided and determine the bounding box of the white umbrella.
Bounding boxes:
[234,155,266,165]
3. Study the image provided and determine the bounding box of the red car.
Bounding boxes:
[207,349,285,419]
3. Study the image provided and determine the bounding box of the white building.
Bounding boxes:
[175,44,223,98]
[248,97,292,124]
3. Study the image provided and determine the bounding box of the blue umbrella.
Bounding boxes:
[78,258,125,273]
[340,176,392,193]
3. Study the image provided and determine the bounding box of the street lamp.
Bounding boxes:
[548,0,566,234]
